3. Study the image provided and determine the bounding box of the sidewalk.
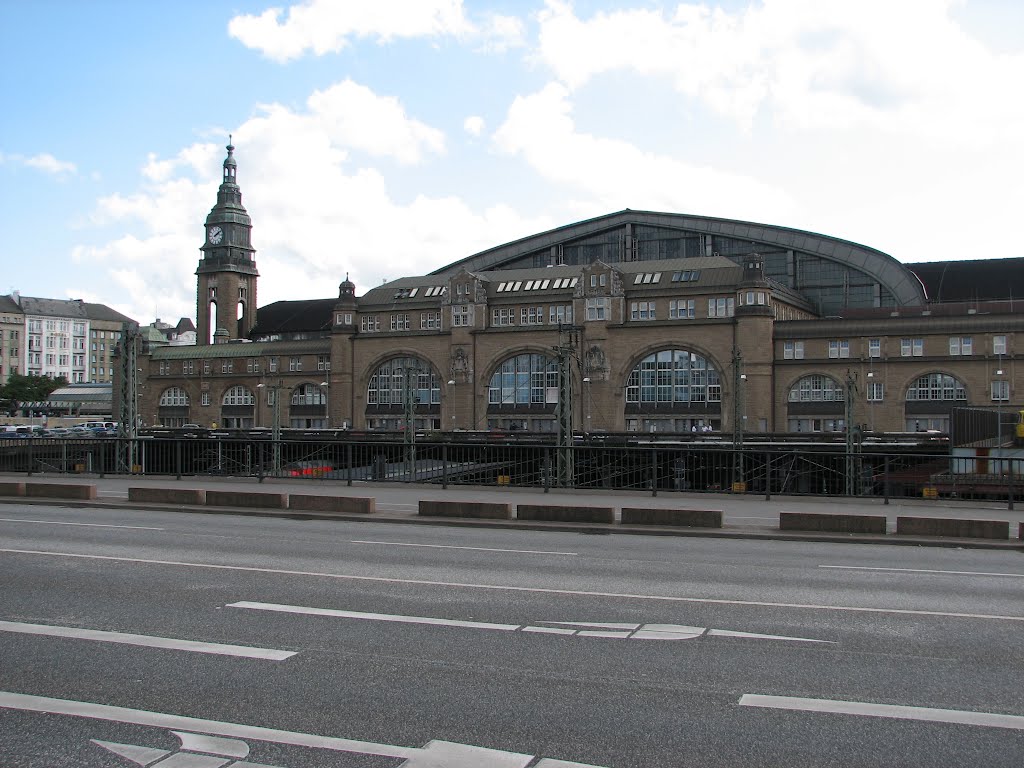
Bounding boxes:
[2,472,1022,551]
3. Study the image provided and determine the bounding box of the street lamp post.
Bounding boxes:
[866,371,875,432]
[996,367,1005,470]
[582,377,591,435]
[447,379,456,431]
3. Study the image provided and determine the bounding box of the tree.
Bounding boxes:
[0,373,68,403]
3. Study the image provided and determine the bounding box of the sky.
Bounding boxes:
[2,0,1023,327]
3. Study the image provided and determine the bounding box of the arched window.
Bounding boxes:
[625,350,721,405]
[367,357,441,406]
[159,387,189,407]
[786,374,845,432]
[788,374,845,402]
[487,353,558,406]
[906,373,967,401]
[222,385,255,406]
[291,383,326,406]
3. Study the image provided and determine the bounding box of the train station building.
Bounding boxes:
[137,144,1023,436]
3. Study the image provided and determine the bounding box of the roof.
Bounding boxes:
[248,298,335,337]
[0,295,135,324]
[0,295,22,315]
[46,383,112,405]
[907,257,1024,303]
[82,301,135,324]
[428,209,926,307]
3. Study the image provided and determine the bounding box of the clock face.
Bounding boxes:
[208,226,223,245]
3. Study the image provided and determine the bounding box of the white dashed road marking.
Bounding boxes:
[0,620,295,660]
[739,694,1024,731]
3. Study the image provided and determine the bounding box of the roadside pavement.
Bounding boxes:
[1,471,1022,550]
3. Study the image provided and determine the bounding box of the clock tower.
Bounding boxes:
[196,139,258,345]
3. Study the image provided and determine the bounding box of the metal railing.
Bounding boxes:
[0,436,1018,507]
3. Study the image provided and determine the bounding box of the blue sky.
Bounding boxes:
[2,0,1023,326]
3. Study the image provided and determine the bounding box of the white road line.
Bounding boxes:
[0,620,295,660]
[4,548,1023,623]
[821,565,1024,578]
[350,540,577,556]
[0,518,163,530]
[229,601,521,631]
[738,694,1024,731]
[227,603,832,644]
[0,691,595,767]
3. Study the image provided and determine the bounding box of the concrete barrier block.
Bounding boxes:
[418,500,511,519]
[517,504,614,524]
[780,512,886,535]
[289,495,375,514]
[621,507,723,528]
[0,482,26,497]
[896,516,1009,539]
[25,483,97,500]
[128,487,206,505]
[205,490,287,509]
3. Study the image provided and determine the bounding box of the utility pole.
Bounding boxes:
[552,324,579,487]
[731,346,745,488]
[258,380,283,475]
[844,369,859,496]
[116,322,141,473]
[404,364,420,480]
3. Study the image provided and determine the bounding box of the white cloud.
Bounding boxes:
[229,0,474,62]
[535,0,1024,145]
[0,151,76,175]
[77,79,550,325]
[463,115,485,136]
[493,82,796,222]
[474,12,527,52]
[307,80,445,164]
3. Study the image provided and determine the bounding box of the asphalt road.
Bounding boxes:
[1,503,1023,767]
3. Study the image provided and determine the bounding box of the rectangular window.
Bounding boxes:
[629,301,656,320]
[289,356,302,371]
[247,359,255,373]
[828,340,850,358]
[867,381,884,401]
[317,355,330,371]
[159,361,169,375]
[707,298,735,318]
[390,314,410,331]
[586,297,609,321]
[992,380,1009,401]
[183,360,194,375]
[993,335,1007,355]
[420,311,442,330]
[452,305,473,327]
[491,308,516,326]
[868,338,881,358]
[203,361,211,375]
[549,305,573,325]
[360,315,380,333]
[901,338,924,357]
[202,392,210,407]
[520,306,544,325]
[669,299,694,319]
[949,336,972,355]
[269,357,278,373]
[783,341,795,360]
